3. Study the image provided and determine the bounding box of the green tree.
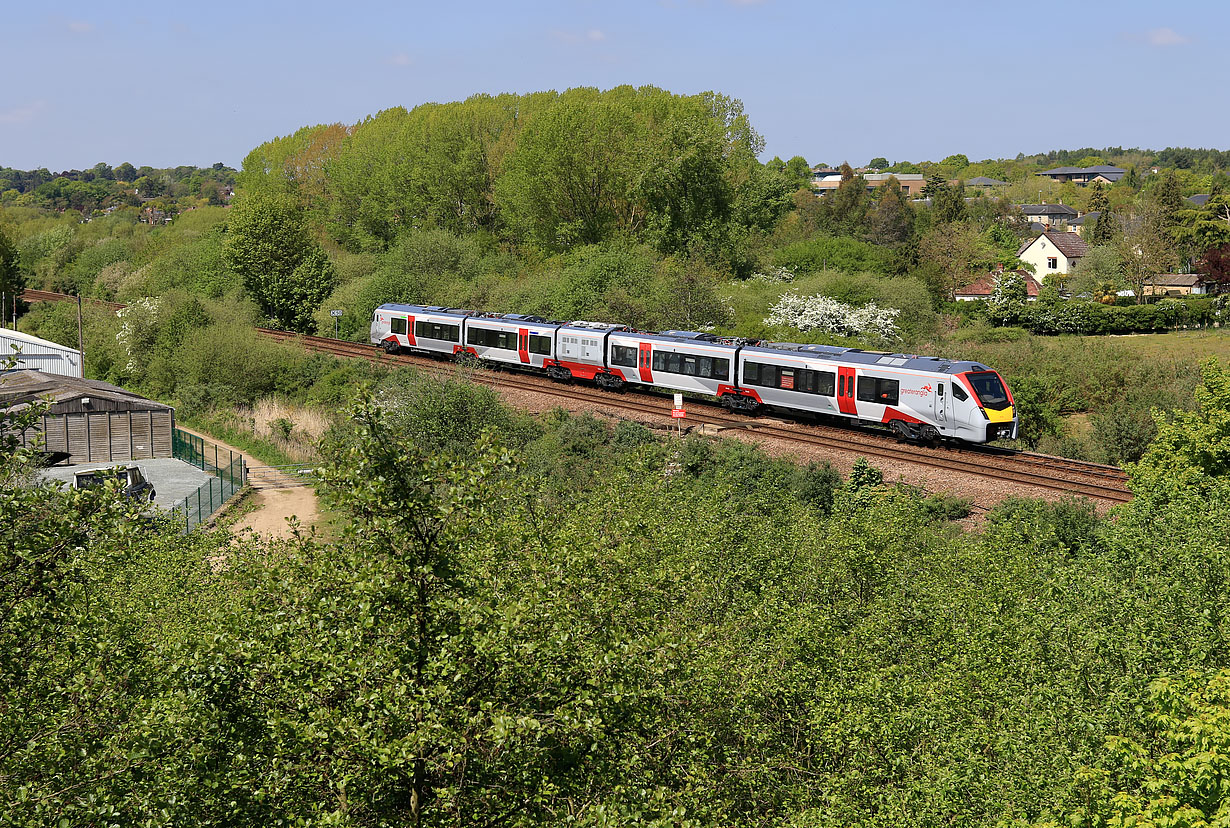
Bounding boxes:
[0,223,22,304]
[868,177,914,245]
[1070,244,1125,302]
[922,172,948,198]
[867,157,889,169]
[823,162,871,236]
[1117,205,1178,304]
[932,180,967,223]
[223,192,336,331]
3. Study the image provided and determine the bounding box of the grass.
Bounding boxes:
[1099,328,1230,362]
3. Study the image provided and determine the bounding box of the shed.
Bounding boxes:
[1,370,174,463]
[0,329,82,377]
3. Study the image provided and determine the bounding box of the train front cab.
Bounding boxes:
[951,370,1016,442]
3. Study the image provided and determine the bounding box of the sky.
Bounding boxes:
[2,0,1226,172]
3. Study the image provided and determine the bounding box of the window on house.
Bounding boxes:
[1048,257,1058,269]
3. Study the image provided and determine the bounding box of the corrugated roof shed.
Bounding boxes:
[0,370,171,415]
[0,329,82,378]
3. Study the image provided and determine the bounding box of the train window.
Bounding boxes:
[967,372,1010,409]
[528,334,552,355]
[815,370,835,396]
[743,361,760,385]
[711,358,730,381]
[857,377,899,405]
[415,321,460,342]
[611,345,637,367]
[743,361,779,387]
[468,328,515,350]
[391,317,407,335]
[951,383,968,402]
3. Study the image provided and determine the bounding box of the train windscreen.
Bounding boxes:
[966,372,1010,410]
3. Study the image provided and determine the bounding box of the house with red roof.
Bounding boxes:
[954,268,1044,302]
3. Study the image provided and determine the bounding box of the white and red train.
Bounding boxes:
[371,303,1017,444]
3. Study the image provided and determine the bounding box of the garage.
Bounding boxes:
[1,370,174,463]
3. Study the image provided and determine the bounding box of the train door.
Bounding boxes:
[637,342,653,383]
[517,328,530,364]
[935,382,947,425]
[836,366,857,415]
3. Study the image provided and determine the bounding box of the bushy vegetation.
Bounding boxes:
[8,361,1230,825]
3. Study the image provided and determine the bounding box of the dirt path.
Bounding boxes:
[175,425,320,540]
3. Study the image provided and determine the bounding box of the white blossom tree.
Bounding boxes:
[765,292,900,342]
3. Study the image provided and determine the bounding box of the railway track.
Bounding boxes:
[19,289,1134,505]
[257,329,1134,505]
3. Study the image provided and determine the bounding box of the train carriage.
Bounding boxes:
[371,304,467,356]
[463,314,559,369]
[733,343,1016,443]
[544,321,628,385]
[607,330,738,398]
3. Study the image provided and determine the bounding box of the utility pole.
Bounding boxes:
[76,294,85,367]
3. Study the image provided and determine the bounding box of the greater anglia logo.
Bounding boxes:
[900,384,932,397]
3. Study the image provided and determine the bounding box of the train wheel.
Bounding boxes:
[381,339,399,355]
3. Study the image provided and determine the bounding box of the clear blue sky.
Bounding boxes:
[2,0,1224,172]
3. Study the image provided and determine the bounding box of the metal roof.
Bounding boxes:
[0,369,171,413]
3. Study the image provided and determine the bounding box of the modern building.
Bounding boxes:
[1,370,174,464]
[1037,165,1126,185]
[811,170,926,196]
[0,329,82,378]
[1018,231,1089,276]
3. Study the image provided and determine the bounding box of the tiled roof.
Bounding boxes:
[1146,273,1203,287]
[1019,231,1089,259]
[1069,210,1100,226]
[1187,194,1211,206]
[955,270,1042,297]
[967,176,1008,186]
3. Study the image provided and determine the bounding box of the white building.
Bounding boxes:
[1017,231,1089,277]
[0,329,83,378]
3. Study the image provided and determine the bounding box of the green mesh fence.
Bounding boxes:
[172,427,245,532]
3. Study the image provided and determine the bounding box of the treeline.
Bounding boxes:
[0,162,236,213]
[240,86,792,264]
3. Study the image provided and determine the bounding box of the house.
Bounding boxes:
[1142,273,1207,297]
[966,176,1008,188]
[1068,210,1100,236]
[1037,165,1126,185]
[954,269,1043,302]
[812,170,926,196]
[1018,203,1078,228]
[1018,230,1088,276]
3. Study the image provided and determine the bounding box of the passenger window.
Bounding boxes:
[391,317,407,335]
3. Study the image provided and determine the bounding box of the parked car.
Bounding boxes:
[72,465,157,503]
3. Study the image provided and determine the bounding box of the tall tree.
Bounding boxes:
[931,180,967,223]
[0,224,22,305]
[823,163,871,236]
[223,192,336,331]
[867,177,914,245]
[1117,205,1179,304]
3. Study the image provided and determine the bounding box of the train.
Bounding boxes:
[371,303,1017,444]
